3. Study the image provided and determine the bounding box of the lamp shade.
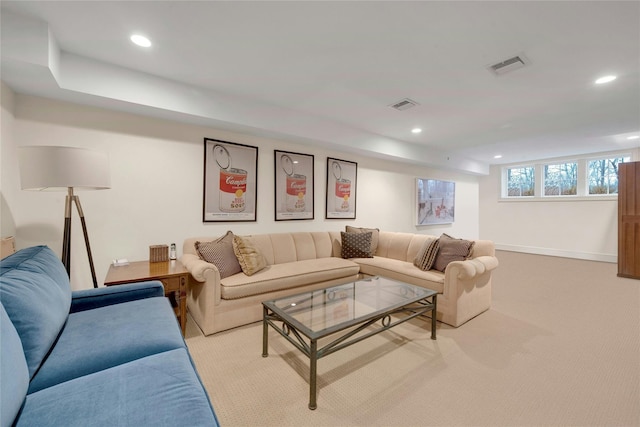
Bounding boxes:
[19,146,110,191]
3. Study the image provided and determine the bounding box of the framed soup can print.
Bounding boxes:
[203,138,258,222]
[326,157,357,219]
[275,150,314,221]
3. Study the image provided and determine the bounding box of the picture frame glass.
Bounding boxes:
[416,178,455,225]
[274,150,314,220]
[203,138,258,222]
[326,158,357,219]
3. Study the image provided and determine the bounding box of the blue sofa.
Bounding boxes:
[1,246,219,427]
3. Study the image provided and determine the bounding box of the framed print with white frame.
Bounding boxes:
[326,157,357,219]
[274,150,314,220]
[203,138,258,222]
[416,178,455,225]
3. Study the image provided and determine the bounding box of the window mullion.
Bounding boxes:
[576,158,587,196]
[535,163,544,197]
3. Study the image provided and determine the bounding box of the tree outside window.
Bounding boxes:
[544,162,577,196]
[507,167,535,197]
[588,157,630,194]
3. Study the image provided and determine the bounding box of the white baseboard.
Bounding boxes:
[495,244,617,264]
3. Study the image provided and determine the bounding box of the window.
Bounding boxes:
[506,166,534,197]
[501,152,632,200]
[588,156,630,195]
[544,162,577,196]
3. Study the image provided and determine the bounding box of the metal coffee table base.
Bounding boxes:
[262,295,436,410]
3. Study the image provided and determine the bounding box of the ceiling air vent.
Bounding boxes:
[488,55,528,76]
[389,98,419,111]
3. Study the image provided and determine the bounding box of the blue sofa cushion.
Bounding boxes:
[16,349,220,427]
[0,246,71,379]
[28,296,186,393]
[0,304,29,427]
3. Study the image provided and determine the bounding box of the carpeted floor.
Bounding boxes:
[185,250,640,426]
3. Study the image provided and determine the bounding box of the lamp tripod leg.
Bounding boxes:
[73,196,98,288]
[62,191,73,276]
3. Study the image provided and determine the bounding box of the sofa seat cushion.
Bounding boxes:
[28,297,185,394]
[354,257,445,293]
[0,246,71,380]
[221,257,360,300]
[16,349,219,427]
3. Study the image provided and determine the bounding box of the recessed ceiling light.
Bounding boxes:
[595,75,617,84]
[627,135,640,140]
[130,34,151,48]
[411,128,422,134]
[494,155,503,159]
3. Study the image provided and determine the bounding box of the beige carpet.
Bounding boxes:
[185,251,640,426]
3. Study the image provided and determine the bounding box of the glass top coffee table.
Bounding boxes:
[262,276,437,410]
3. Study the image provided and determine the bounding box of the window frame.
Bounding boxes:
[503,165,536,198]
[587,156,630,195]
[543,161,578,197]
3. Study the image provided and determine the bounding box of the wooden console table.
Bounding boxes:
[104,260,188,335]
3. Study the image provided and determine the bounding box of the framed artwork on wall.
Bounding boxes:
[203,138,258,222]
[416,178,455,225]
[274,150,314,221]
[326,157,357,219]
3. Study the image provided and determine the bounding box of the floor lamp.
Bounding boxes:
[19,146,110,288]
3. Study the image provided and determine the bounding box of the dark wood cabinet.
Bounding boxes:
[618,161,640,279]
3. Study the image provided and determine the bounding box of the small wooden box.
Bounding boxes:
[149,244,169,263]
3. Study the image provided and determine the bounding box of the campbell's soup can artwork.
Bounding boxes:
[335,179,351,212]
[219,168,247,212]
[286,174,306,212]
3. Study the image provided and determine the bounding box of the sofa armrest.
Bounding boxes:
[180,253,223,336]
[70,281,165,313]
[438,255,498,327]
[446,256,499,280]
[181,253,222,306]
[182,253,220,283]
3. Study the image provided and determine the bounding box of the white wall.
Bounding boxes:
[478,154,639,263]
[1,86,479,289]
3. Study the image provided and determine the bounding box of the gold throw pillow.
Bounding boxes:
[233,235,267,276]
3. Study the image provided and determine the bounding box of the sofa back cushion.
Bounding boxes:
[185,232,338,268]
[0,246,71,379]
[1,304,29,427]
[377,232,435,262]
[187,232,336,267]
[469,240,496,257]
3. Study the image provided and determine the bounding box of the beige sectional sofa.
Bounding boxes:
[181,231,498,335]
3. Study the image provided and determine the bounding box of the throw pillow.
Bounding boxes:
[195,231,242,279]
[432,233,474,272]
[340,231,373,259]
[233,235,267,276]
[345,226,380,255]
[413,237,440,271]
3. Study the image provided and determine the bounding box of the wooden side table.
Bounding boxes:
[104,260,188,336]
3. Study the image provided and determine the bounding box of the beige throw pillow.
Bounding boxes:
[195,231,242,279]
[233,235,267,276]
[432,233,474,272]
[345,226,380,255]
[414,237,439,271]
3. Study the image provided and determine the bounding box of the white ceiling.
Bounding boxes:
[2,1,639,175]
